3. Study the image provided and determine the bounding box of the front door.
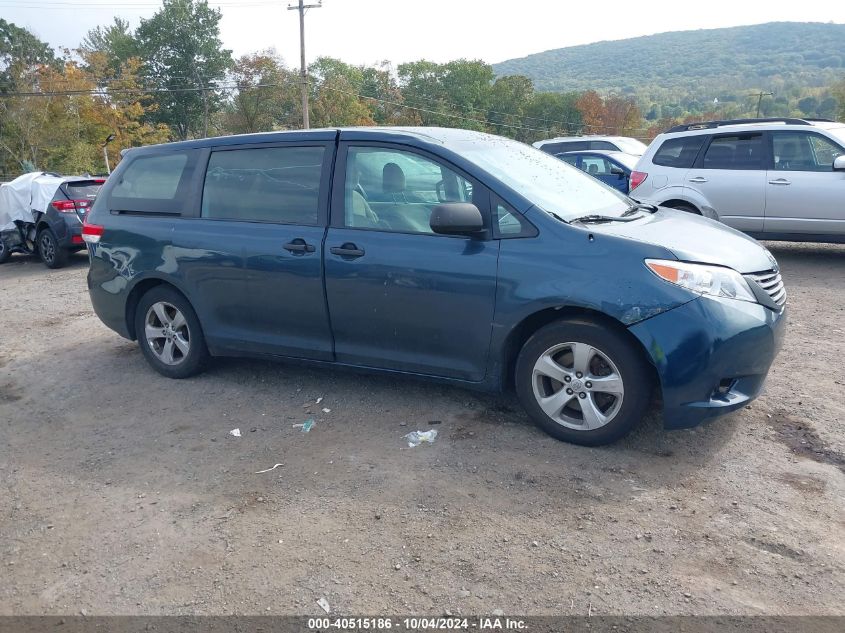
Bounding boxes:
[685,132,766,232]
[324,143,499,381]
[198,143,334,359]
[764,130,845,237]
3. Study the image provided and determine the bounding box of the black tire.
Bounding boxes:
[664,202,700,215]
[37,227,68,269]
[0,238,10,264]
[515,319,652,446]
[134,286,208,379]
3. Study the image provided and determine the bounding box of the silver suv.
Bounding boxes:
[630,118,845,243]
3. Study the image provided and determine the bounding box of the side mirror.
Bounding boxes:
[833,155,845,171]
[430,202,484,236]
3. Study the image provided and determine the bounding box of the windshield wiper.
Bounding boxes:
[622,202,658,217]
[569,214,641,225]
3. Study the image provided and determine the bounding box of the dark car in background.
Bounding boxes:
[557,150,640,194]
[84,127,785,446]
[0,173,104,268]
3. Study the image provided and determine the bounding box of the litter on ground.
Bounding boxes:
[404,429,438,448]
[228,428,242,438]
[292,419,315,433]
[317,597,330,613]
[255,463,284,474]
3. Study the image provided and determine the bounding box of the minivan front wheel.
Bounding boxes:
[515,319,652,446]
[135,286,208,379]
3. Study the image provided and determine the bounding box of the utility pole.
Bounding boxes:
[755,91,773,118]
[288,0,322,129]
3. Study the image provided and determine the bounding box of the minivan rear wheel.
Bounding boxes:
[135,286,208,379]
[515,319,652,446]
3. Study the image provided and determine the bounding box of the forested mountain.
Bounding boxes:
[493,22,845,100]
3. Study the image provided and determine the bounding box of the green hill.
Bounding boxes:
[493,22,845,99]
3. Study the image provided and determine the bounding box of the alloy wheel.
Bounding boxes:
[531,341,625,430]
[144,301,190,366]
[39,232,55,264]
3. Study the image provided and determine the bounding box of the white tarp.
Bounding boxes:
[0,172,65,231]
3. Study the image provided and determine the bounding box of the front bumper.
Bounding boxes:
[628,296,785,429]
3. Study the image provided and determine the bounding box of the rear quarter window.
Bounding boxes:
[107,150,198,215]
[652,136,706,168]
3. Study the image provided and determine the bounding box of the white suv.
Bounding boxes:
[630,118,845,243]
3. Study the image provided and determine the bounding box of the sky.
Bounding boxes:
[3,0,845,68]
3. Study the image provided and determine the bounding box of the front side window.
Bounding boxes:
[201,146,324,224]
[701,134,763,170]
[344,147,475,234]
[772,132,844,172]
[652,136,705,168]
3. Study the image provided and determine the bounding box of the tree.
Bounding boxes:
[136,0,233,140]
[398,60,450,126]
[823,83,843,120]
[223,51,297,134]
[308,57,373,128]
[488,75,534,140]
[80,17,139,80]
[360,61,417,125]
[523,91,582,141]
[603,95,643,135]
[0,57,169,175]
[0,19,56,91]
[575,90,606,134]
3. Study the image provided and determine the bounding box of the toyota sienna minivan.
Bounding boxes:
[85,127,785,445]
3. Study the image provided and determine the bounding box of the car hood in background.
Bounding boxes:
[587,207,776,273]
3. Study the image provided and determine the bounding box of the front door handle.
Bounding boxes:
[330,243,365,259]
[688,176,708,183]
[768,178,791,185]
[283,239,315,254]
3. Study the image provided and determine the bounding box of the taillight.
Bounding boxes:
[51,200,77,213]
[81,220,104,244]
[51,199,92,214]
[629,171,648,192]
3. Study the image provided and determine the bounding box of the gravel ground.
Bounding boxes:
[0,242,843,616]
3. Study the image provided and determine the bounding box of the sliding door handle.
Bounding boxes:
[283,239,315,254]
[330,243,365,259]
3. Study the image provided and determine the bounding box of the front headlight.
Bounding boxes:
[645,259,757,303]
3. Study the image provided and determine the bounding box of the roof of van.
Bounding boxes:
[126,127,502,154]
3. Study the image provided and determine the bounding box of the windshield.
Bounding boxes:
[463,137,631,220]
[613,138,649,155]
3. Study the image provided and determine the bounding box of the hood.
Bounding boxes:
[586,207,776,273]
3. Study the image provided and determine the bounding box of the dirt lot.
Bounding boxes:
[1,243,843,616]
